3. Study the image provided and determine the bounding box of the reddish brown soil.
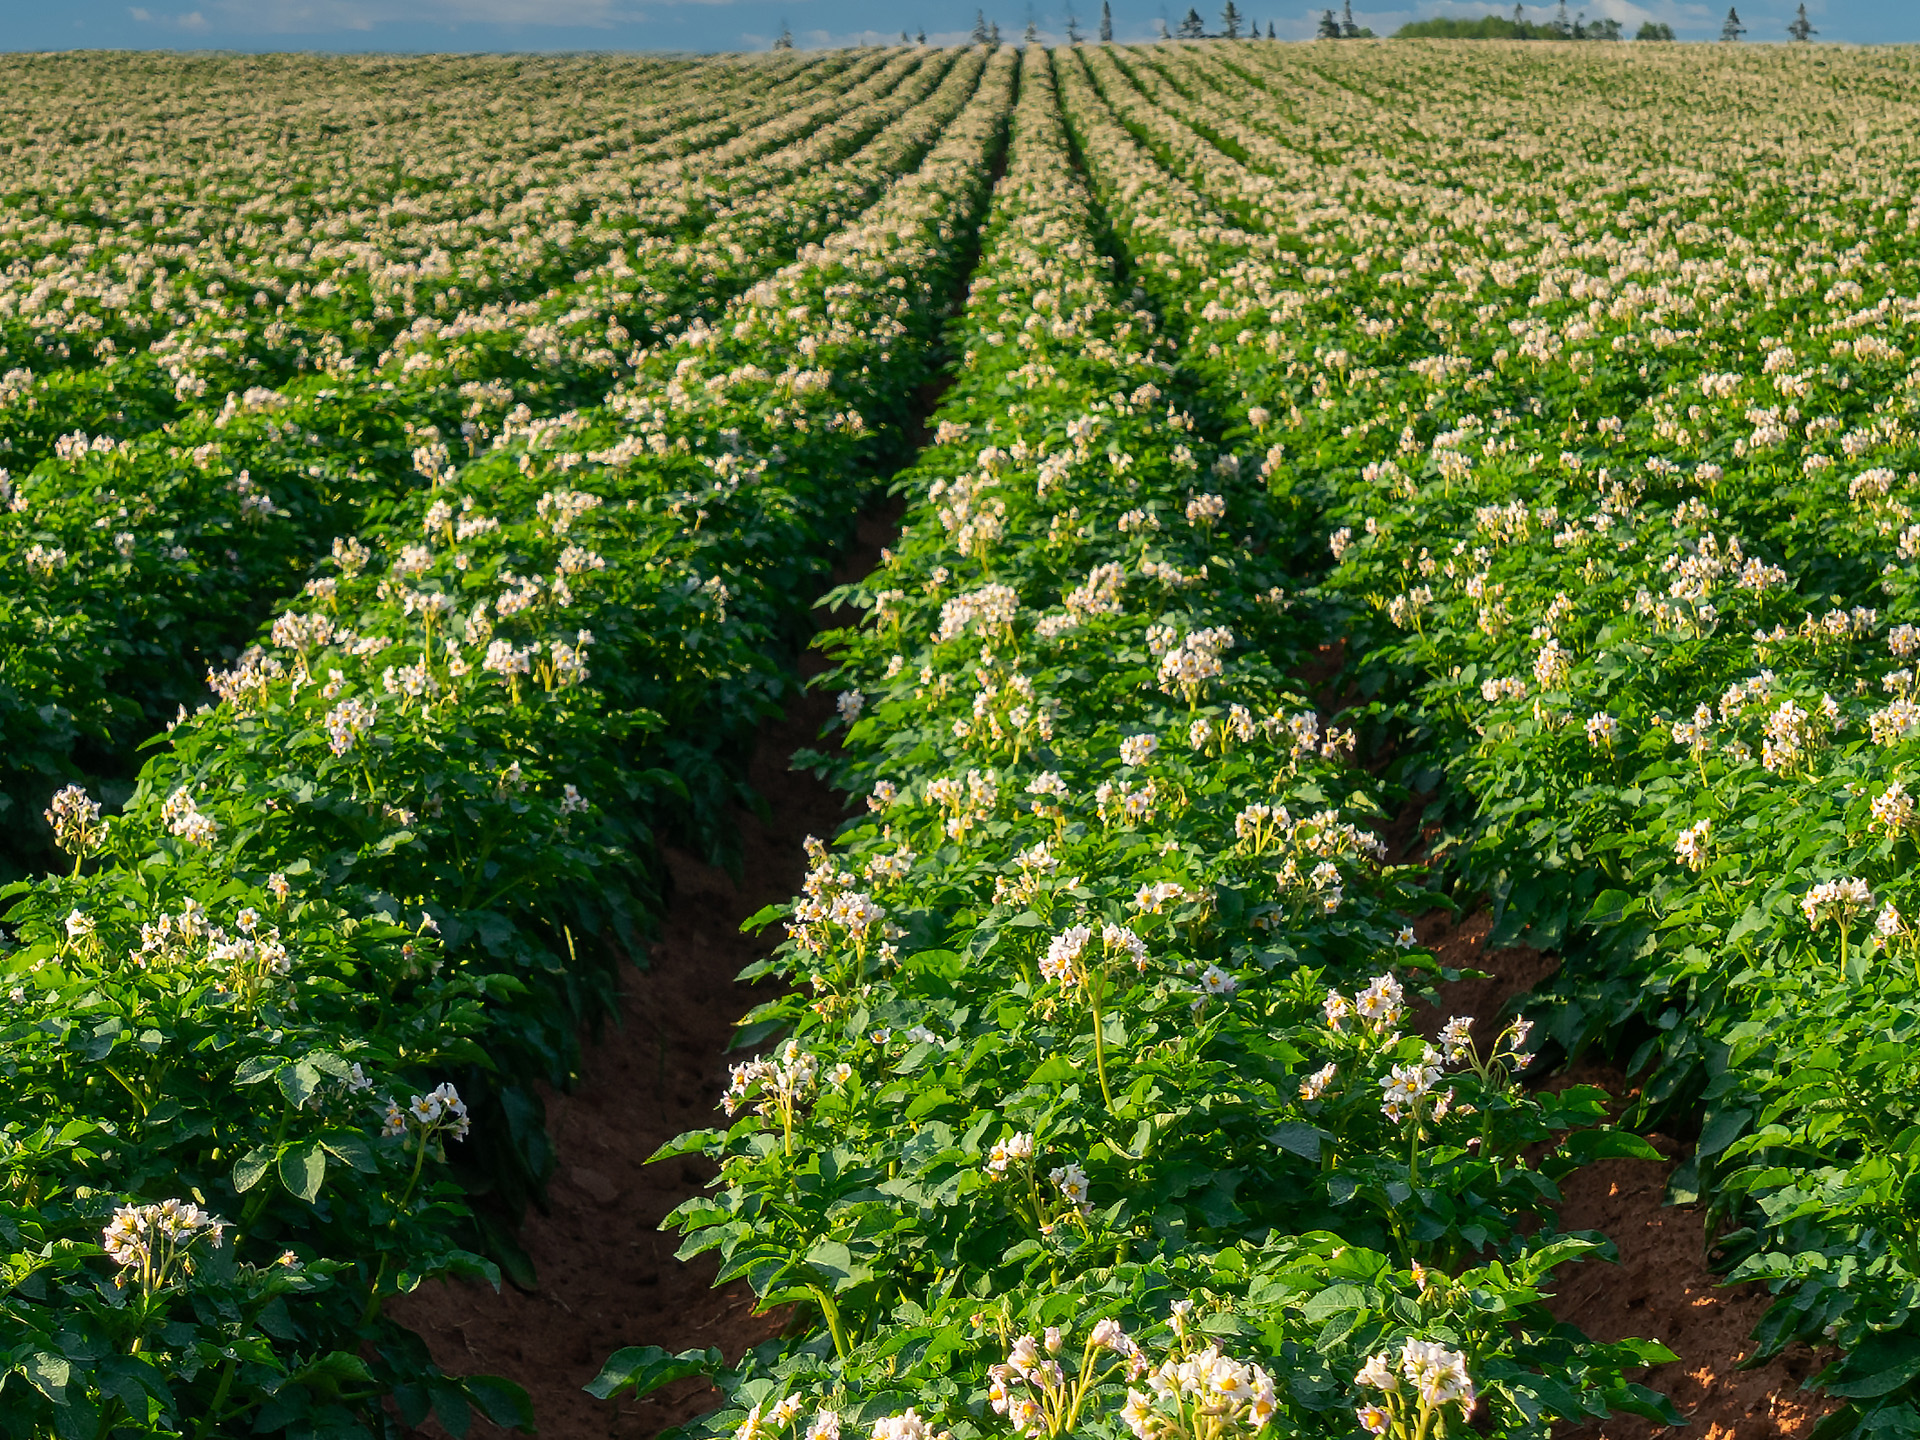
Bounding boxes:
[1408,908,1558,1035]
[390,506,899,1438]
[1408,911,1833,1439]
[1551,1115,1834,1440]
[390,696,831,1437]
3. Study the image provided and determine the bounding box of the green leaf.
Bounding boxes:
[464,1375,535,1429]
[648,1129,723,1164]
[290,1351,375,1397]
[276,1060,326,1108]
[233,1146,275,1194]
[739,903,788,936]
[1584,888,1632,927]
[729,1017,791,1052]
[905,1085,951,1121]
[321,1132,377,1173]
[1824,1328,1920,1399]
[233,1055,281,1086]
[1697,1108,1753,1159]
[1270,1122,1326,1161]
[585,1346,722,1401]
[804,1239,861,1289]
[1558,1128,1663,1166]
[1028,1055,1080,1085]
[279,1141,327,1203]
[432,1380,473,1439]
[20,1352,70,1402]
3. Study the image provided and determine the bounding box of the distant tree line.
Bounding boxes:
[1386,2,1819,42]
[777,0,1815,49]
[953,0,1278,42]
[1386,3,1619,39]
[1156,2,1281,38]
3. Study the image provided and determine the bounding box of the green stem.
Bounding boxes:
[194,1358,239,1440]
[103,1064,151,1118]
[809,1283,851,1360]
[363,1134,432,1324]
[1086,973,1115,1114]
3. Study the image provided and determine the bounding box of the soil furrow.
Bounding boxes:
[390,502,903,1438]
[1409,911,1834,1440]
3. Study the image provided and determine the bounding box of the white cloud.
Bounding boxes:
[128,4,212,25]
[182,0,666,33]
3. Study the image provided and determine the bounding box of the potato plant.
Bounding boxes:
[0,51,1015,1435]
[604,48,1672,1440]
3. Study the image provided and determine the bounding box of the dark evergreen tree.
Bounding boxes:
[1341,0,1360,35]
[1720,5,1745,39]
[1177,6,1206,36]
[1100,0,1114,37]
[1221,0,1241,36]
[773,20,794,46]
[1317,7,1340,36]
[1787,2,1815,40]
[990,17,1002,42]
[972,8,990,41]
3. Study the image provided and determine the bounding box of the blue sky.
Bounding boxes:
[5,0,1911,55]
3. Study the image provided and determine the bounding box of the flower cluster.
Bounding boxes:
[1354,1339,1477,1438]
[102,1199,227,1294]
[381,1081,472,1143]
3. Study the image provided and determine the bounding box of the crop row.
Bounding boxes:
[0,47,978,876]
[1059,39,1920,1440]
[8,38,1920,1440]
[0,49,1013,1437]
[606,48,1674,1440]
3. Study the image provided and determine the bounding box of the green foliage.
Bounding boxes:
[0,46,967,880]
[0,47,1016,1436]
[643,49,1671,1440]
[1066,31,1920,1440]
[1392,15,1563,38]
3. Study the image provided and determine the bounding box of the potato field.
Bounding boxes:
[3,37,1920,1440]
